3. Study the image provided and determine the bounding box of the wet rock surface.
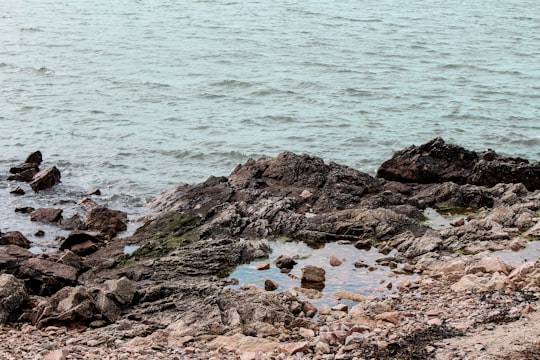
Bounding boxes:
[1,139,540,359]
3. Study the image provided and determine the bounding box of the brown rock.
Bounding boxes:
[301,265,326,283]
[264,279,279,291]
[274,255,297,269]
[59,231,101,256]
[17,258,78,296]
[375,311,400,325]
[329,255,343,267]
[0,231,30,248]
[30,208,63,223]
[44,349,67,360]
[29,166,61,191]
[84,207,127,238]
[302,302,317,317]
[279,341,309,356]
[255,263,270,270]
[450,218,465,227]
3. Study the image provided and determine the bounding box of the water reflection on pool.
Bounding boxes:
[227,241,415,308]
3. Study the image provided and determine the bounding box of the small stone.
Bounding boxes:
[354,240,372,250]
[375,311,400,325]
[35,230,45,237]
[87,188,101,196]
[315,341,331,354]
[255,263,270,270]
[15,206,35,214]
[319,305,331,315]
[44,349,67,360]
[264,279,278,291]
[331,303,348,312]
[427,318,443,326]
[274,255,297,269]
[386,282,393,290]
[450,218,465,227]
[329,255,343,267]
[299,327,315,339]
[10,186,25,195]
[354,261,368,268]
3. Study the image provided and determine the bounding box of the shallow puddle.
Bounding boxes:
[491,240,540,267]
[423,207,470,230]
[228,241,414,308]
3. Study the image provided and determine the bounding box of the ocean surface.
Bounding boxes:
[1,0,539,250]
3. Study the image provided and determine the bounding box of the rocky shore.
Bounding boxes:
[1,137,540,359]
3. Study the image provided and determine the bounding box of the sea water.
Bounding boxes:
[1,0,539,249]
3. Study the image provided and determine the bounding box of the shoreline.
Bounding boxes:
[1,137,539,359]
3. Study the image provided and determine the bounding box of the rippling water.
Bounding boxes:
[1,0,539,246]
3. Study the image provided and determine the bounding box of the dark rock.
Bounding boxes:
[10,186,25,195]
[0,231,30,248]
[0,274,28,324]
[274,255,297,269]
[377,137,478,184]
[59,231,101,256]
[85,207,127,238]
[24,151,43,165]
[34,230,45,237]
[469,159,540,191]
[377,137,540,191]
[29,166,61,191]
[17,258,78,296]
[7,168,38,182]
[30,208,63,223]
[354,240,372,250]
[9,162,39,175]
[15,206,35,214]
[86,188,101,196]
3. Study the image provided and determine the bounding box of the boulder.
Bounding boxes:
[378,137,540,190]
[30,208,63,223]
[59,231,101,256]
[0,245,33,272]
[33,286,96,327]
[377,137,477,184]
[0,231,30,248]
[17,258,78,296]
[301,265,326,283]
[29,166,61,191]
[84,207,127,238]
[0,274,28,324]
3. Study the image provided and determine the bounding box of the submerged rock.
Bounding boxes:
[30,166,61,192]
